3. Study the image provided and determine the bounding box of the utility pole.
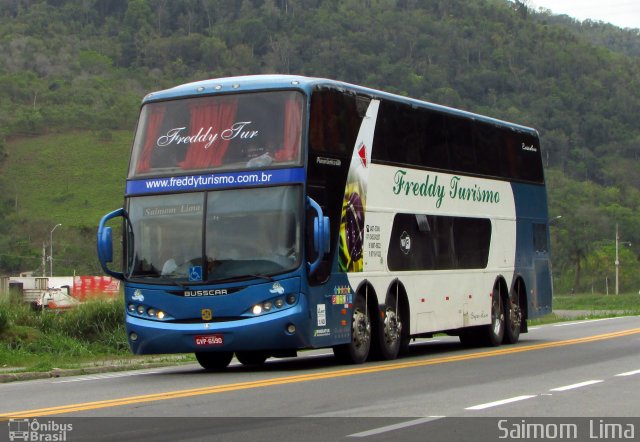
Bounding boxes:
[50,223,62,277]
[42,243,46,277]
[615,223,620,295]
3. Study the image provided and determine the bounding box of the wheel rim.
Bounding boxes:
[384,307,402,346]
[352,307,370,350]
[492,291,504,336]
[509,295,522,333]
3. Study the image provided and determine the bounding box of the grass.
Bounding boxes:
[0,294,131,371]
[528,292,640,326]
[2,131,131,228]
[553,293,640,312]
[1,291,638,374]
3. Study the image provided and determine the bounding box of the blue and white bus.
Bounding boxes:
[98,75,552,369]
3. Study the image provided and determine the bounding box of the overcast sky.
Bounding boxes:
[531,0,640,29]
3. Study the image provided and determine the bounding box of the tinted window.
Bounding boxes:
[371,100,544,184]
[446,116,475,174]
[129,91,304,177]
[309,89,364,156]
[387,213,491,271]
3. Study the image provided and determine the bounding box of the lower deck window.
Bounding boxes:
[387,213,491,271]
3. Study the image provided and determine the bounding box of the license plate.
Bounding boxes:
[194,335,224,346]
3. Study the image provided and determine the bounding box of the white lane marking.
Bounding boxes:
[549,380,603,391]
[465,395,536,410]
[348,416,445,438]
[53,370,161,383]
[553,317,623,327]
[616,369,640,377]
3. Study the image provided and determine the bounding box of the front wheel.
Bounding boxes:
[235,351,269,366]
[333,294,371,364]
[195,351,233,371]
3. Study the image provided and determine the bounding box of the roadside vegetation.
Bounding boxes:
[553,293,640,312]
[0,293,130,372]
[1,291,638,373]
[1,0,640,292]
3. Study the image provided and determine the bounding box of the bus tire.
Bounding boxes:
[235,351,269,366]
[504,284,523,344]
[195,351,233,370]
[377,291,406,360]
[480,285,505,347]
[333,293,371,364]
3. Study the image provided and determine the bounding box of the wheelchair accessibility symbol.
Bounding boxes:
[189,266,203,282]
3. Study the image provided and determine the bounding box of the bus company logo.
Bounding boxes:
[132,289,144,302]
[201,309,213,321]
[8,418,73,441]
[269,282,285,295]
[156,122,259,150]
[400,231,411,254]
[184,289,228,297]
[521,142,537,152]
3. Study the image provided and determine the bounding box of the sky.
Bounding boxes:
[531,0,640,29]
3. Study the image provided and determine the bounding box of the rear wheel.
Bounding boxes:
[377,291,407,360]
[504,285,522,344]
[333,293,371,364]
[480,285,505,347]
[195,351,233,371]
[235,351,269,366]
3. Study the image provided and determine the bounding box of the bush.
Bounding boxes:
[57,298,124,342]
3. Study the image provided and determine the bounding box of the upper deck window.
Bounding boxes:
[129,91,304,178]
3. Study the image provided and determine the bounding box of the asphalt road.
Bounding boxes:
[1,316,639,441]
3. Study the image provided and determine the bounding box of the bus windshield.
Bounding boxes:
[129,91,304,177]
[126,186,302,283]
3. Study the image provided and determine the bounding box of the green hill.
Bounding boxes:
[5,132,130,227]
[1,0,639,292]
[0,131,130,274]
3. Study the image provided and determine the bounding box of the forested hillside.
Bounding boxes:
[1,0,639,293]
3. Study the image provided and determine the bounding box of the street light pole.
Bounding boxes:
[615,223,619,295]
[50,223,62,277]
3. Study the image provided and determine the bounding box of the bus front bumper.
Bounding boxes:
[125,302,311,355]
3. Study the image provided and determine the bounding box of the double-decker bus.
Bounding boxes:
[98,75,552,369]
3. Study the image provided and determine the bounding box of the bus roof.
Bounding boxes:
[142,74,538,136]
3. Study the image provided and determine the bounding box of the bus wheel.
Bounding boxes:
[195,351,233,371]
[333,294,371,364]
[504,288,522,344]
[235,351,269,366]
[378,300,403,360]
[481,286,505,347]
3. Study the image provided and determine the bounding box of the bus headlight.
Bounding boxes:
[252,294,298,315]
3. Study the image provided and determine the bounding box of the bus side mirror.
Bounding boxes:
[307,197,330,275]
[97,208,126,280]
[98,226,114,263]
[314,215,330,255]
